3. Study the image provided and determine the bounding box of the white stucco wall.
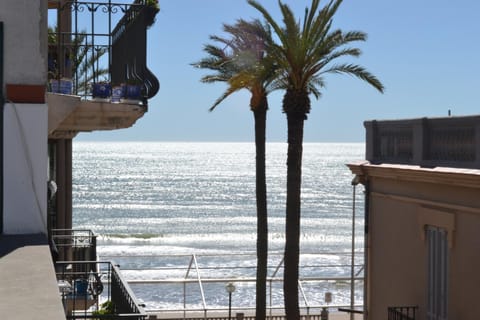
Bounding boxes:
[4,103,48,234]
[0,0,48,85]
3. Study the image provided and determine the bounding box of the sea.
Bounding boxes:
[72,142,366,312]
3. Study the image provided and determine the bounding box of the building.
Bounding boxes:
[348,116,480,320]
[0,0,159,319]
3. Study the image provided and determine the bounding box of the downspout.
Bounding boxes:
[363,179,370,320]
[350,176,360,320]
[0,21,4,234]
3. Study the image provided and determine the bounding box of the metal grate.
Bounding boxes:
[426,226,448,320]
[388,306,418,320]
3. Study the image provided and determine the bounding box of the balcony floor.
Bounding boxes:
[0,234,65,320]
[47,93,147,139]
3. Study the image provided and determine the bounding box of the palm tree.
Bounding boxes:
[248,0,384,319]
[70,32,108,95]
[48,26,108,95]
[192,19,277,320]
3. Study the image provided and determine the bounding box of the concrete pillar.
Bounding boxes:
[56,139,66,231]
[364,120,376,162]
[65,139,72,230]
[56,138,74,260]
[412,118,426,165]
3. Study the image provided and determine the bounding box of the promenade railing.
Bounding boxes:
[100,252,365,319]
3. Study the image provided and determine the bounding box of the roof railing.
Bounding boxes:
[365,115,480,168]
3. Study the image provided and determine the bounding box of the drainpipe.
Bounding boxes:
[350,176,361,320]
[363,179,370,320]
[0,22,4,234]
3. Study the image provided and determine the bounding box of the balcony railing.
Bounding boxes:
[387,306,418,320]
[52,229,146,319]
[56,261,147,319]
[365,115,480,168]
[51,228,97,263]
[48,0,159,104]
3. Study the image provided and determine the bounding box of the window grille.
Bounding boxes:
[426,226,448,320]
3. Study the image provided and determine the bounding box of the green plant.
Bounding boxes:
[48,26,108,95]
[93,300,115,316]
[145,0,159,10]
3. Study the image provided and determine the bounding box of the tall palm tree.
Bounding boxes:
[192,19,277,320]
[248,0,384,319]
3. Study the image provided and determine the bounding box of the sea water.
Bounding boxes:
[72,142,365,311]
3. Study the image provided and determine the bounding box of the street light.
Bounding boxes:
[225,282,236,320]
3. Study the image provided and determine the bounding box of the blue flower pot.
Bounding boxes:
[111,85,126,102]
[125,84,142,100]
[92,83,112,98]
[74,279,88,296]
[50,79,73,94]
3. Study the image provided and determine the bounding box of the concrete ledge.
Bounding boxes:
[0,234,65,320]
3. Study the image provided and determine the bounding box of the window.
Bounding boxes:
[426,226,448,320]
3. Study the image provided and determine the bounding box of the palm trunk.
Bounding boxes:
[283,90,309,320]
[253,98,268,320]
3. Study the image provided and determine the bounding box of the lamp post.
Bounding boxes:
[225,282,236,320]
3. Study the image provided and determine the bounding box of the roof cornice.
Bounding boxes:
[347,161,480,189]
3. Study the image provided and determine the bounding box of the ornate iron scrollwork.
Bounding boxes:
[50,1,159,103]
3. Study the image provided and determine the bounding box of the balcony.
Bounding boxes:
[52,229,146,319]
[365,115,480,169]
[47,0,159,139]
[56,261,147,319]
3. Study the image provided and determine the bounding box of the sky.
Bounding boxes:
[76,0,480,142]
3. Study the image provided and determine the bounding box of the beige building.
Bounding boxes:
[348,116,480,320]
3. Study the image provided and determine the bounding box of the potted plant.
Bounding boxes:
[49,78,73,94]
[111,84,126,103]
[91,81,112,100]
[144,0,160,27]
[124,78,143,101]
[92,300,115,319]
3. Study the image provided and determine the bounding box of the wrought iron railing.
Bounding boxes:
[56,260,147,319]
[365,115,480,168]
[52,229,146,318]
[387,306,418,320]
[48,0,159,103]
[111,1,160,104]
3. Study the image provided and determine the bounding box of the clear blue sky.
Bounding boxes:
[77,0,480,142]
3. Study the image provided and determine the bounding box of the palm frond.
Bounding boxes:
[320,63,384,93]
[194,16,278,110]
[209,86,238,111]
[250,0,383,98]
